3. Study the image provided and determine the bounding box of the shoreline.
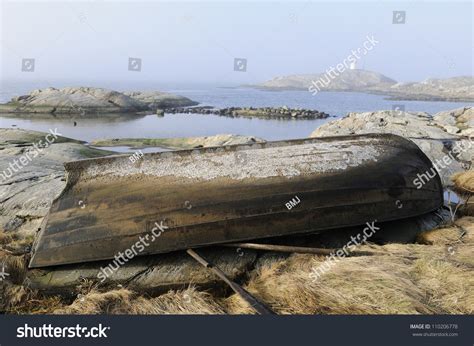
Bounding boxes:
[245,86,474,103]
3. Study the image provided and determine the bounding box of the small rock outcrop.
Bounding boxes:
[433,107,474,137]
[166,106,330,119]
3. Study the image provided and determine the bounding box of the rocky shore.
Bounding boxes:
[1,106,473,314]
[165,106,330,119]
[311,106,473,185]
[0,87,197,115]
[0,129,114,240]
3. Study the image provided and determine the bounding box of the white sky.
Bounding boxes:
[1,1,472,86]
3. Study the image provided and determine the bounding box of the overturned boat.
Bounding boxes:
[29,133,443,268]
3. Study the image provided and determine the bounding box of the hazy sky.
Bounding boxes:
[1,1,472,87]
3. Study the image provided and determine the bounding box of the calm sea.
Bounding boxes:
[1,81,472,149]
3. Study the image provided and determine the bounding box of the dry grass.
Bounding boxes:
[456,217,474,243]
[223,218,474,315]
[223,254,435,314]
[0,251,27,284]
[53,289,136,314]
[416,226,463,245]
[1,284,63,314]
[451,171,474,216]
[0,231,13,245]
[410,258,474,314]
[131,288,226,314]
[0,229,34,253]
[3,235,474,315]
[0,246,61,314]
[408,216,474,315]
[54,287,226,315]
[452,170,474,194]
[461,203,474,216]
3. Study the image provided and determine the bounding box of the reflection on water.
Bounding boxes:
[0,112,330,143]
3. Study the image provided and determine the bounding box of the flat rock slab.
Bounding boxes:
[0,129,113,239]
[27,248,257,296]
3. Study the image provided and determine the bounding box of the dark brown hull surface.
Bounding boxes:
[29,134,443,268]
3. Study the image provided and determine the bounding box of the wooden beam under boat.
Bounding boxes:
[29,134,443,268]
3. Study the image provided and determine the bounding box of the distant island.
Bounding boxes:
[250,69,474,102]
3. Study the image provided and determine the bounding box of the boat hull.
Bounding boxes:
[29,134,443,268]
